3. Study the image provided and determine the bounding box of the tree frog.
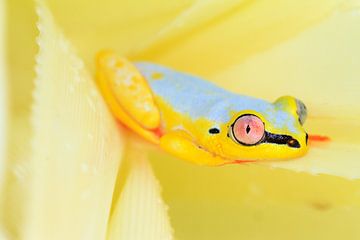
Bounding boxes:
[96,51,310,166]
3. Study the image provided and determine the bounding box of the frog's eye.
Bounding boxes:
[231,114,265,145]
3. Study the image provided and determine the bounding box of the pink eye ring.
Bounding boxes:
[231,114,265,146]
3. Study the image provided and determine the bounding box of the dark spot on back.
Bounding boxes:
[151,72,164,80]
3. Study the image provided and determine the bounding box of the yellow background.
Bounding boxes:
[3,0,360,239]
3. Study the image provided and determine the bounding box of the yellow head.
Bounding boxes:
[201,96,309,162]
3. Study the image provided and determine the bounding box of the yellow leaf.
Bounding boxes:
[0,0,7,188]
[107,144,173,240]
[22,2,124,239]
[3,0,360,239]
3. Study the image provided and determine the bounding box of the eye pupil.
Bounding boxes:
[246,125,251,134]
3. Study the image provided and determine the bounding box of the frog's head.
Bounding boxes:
[206,96,309,162]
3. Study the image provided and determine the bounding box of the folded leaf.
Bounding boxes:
[107,145,174,240]
[22,2,123,239]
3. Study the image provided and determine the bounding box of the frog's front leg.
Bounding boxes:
[160,130,228,166]
[96,50,161,144]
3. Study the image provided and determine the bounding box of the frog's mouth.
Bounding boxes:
[216,132,302,166]
[262,131,300,148]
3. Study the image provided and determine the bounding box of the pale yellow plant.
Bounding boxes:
[1,1,172,240]
[2,0,360,239]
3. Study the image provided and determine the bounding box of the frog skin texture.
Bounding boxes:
[96,51,309,166]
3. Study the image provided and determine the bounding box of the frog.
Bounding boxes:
[96,51,310,166]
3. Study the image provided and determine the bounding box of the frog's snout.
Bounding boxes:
[274,96,307,125]
[296,99,307,125]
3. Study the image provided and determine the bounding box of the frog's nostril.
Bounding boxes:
[287,138,300,148]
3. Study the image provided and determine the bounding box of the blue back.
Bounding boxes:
[136,62,298,133]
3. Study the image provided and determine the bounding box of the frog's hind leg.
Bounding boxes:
[96,50,161,144]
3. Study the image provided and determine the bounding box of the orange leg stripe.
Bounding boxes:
[308,135,331,142]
